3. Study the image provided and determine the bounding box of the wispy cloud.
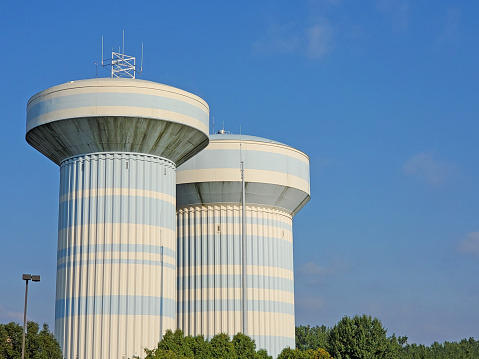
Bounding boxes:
[376,0,410,32]
[296,294,324,311]
[403,151,457,187]
[298,262,333,276]
[436,8,461,45]
[297,260,349,284]
[253,18,333,59]
[306,19,333,59]
[457,232,479,256]
[0,303,23,323]
[253,22,300,55]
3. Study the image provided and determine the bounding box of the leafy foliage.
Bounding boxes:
[296,315,479,359]
[145,315,479,359]
[328,315,390,359]
[0,321,62,359]
[208,333,235,359]
[278,347,333,359]
[232,332,256,359]
[296,325,330,352]
[145,329,272,359]
[256,348,273,359]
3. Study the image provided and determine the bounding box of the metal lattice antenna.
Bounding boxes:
[100,31,144,79]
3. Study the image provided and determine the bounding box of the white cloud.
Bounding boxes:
[306,19,333,59]
[253,23,299,55]
[253,18,333,59]
[377,0,410,31]
[297,260,349,282]
[436,8,461,45]
[296,294,324,311]
[298,262,333,276]
[403,152,456,187]
[457,232,479,256]
[0,303,23,323]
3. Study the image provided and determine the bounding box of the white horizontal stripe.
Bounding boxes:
[177,204,293,225]
[177,288,294,304]
[206,140,309,164]
[56,265,176,298]
[57,249,176,267]
[177,223,292,243]
[176,168,310,194]
[28,79,209,113]
[58,224,176,252]
[27,106,208,134]
[177,265,294,281]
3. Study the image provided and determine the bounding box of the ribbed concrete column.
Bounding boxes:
[177,203,295,354]
[56,153,176,359]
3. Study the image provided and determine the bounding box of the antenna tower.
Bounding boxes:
[101,31,143,79]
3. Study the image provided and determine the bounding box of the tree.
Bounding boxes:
[208,333,235,359]
[255,348,273,359]
[145,330,273,359]
[0,322,23,358]
[278,347,333,359]
[184,334,208,359]
[306,348,334,359]
[277,347,307,359]
[232,332,256,359]
[0,321,62,359]
[145,329,194,359]
[296,325,330,352]
[327,315,391,359]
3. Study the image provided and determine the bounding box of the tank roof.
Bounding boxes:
[210,133,285,145]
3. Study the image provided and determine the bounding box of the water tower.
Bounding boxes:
[26,77,209,359]
[176,133,310,358]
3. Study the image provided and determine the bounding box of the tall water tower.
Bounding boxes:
[176,133,310,358]
[26,78,209,359]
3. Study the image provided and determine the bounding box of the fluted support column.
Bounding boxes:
[56,152,176,359]
[176,203,295,358]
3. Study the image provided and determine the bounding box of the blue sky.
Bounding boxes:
[1,0,478,346]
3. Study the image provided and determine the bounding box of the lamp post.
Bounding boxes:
[22,274,40,359]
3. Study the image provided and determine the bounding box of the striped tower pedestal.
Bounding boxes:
[56,153,176,359]
[177,204,295,354]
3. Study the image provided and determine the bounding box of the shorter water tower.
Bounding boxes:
[176,133,310,358]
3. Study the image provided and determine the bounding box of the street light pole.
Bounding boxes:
[22,274,40,359]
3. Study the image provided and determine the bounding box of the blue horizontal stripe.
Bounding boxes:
[178,148,309,182]
[57,244,176,261]
[58,195,175,230]
[177,234,293,270]
[177,299,294,315]
[57,258,176,270]
[177,274,294,293]
[27,92,208,127]
[55,295,176,319]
